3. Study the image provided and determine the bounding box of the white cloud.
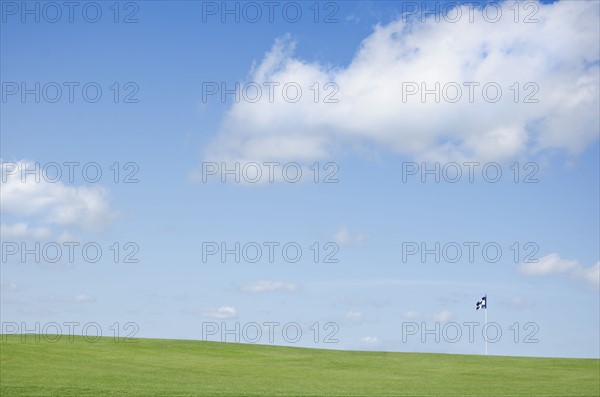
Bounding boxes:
[333,226,365,247]
[0,222,51,240]
[360,336,379,344]
[403,310,420,320]
[72,294,96,303]
[240,280,298,293]
[199,306,237,319]
[519,253,599,291]
[519,253,578,275]
[345,311,363,321]
[572,261,600,291]
[203,1,599,166]
[1,161,117,233]
[44,294,96,303]
[1,279,18,291]
[433,310,453,323]
[511,297,528,310]
[334,226,351,246]
[334,295,389,308]
[56,230,81,244]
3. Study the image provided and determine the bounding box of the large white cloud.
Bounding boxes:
[203,0,599,165]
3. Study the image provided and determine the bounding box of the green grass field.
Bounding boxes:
[1,335,598,396]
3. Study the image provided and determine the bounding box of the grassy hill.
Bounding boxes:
[1,335,598,396]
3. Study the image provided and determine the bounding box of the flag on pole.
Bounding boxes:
[476,295,487,310]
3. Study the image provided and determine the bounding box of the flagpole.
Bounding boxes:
[476,295,488,356]
[484,305,488,356]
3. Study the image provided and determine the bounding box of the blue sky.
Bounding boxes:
[1,0,599,358]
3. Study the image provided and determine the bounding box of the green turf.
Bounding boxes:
[1,335,598,396]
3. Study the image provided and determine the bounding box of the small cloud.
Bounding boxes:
[360,336,379,344]
[403,310,420,320]
[199,306,237,319]
[1,160,118,233]
[334,227,350,245]
[1,279,18,291]
[346,311,363,321]
[519,253,599,291]
[333,226,365,247]
[43,294,96,303]
[572,261,600,291]
[519,253,577,275]
[334,296,389,308]
[240,281,298,293]
[511,297,528,310]
[433,310,453,323]
[72,294,96,303]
